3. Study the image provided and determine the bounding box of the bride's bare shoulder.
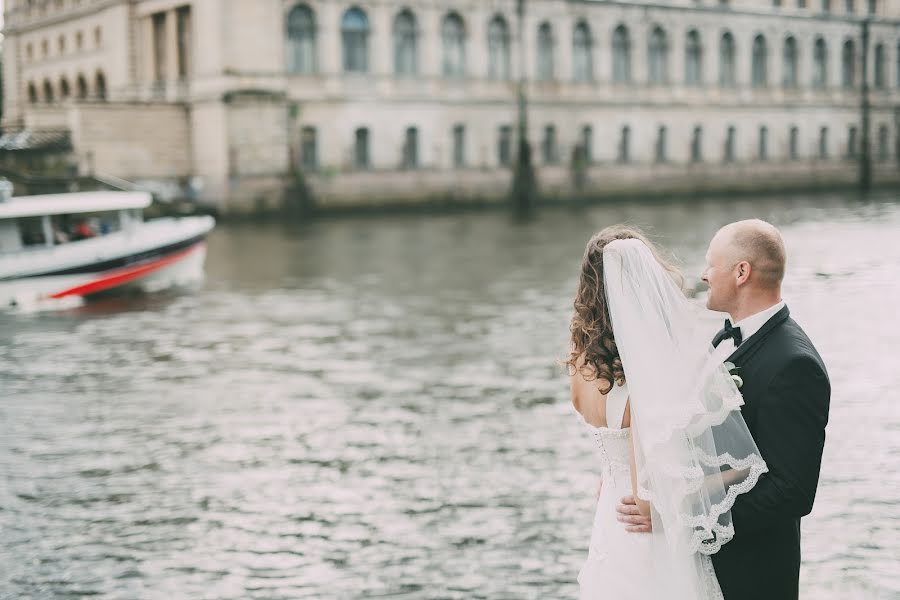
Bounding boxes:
[570,355,606,419]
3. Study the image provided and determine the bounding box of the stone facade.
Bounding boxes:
[2,0,899,214]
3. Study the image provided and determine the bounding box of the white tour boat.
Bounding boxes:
[0,189,215,308]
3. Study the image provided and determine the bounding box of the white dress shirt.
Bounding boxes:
[716,300,786,359]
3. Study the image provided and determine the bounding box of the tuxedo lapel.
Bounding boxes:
[726,305,791,364]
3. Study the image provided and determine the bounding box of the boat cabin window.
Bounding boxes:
[46,211,123,245]
[18,217,47,247]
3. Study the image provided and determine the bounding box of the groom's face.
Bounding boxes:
[702,234,738,313]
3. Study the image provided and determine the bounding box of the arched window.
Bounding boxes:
[612,25,631,83]
[758,125,769,160]
[877,124,889,161]
[43,79,54,103]
[442,12,465,77]
[28,82,38,104]
[655,125,667,162]
[782,36,798,88]
[648,26,668,84]
[618,125,631,163]
[813,37,828,88]
[873,43,884,89]
[752,34,768,87]
[537,22,555,81]
[95,71,107,100]
[724,126,736,163]
[488,16,510,80]
[573,21,593,83]
[354,127,370,168]
[286,4,316,74]
[402,126,419,169]
[719,32,736,87]
[77,74,88,99]
[542,124,558,164]
[59,77,70,99]
[394,9,417,76]
[341,7,369,73]
[841,38,855,88]
[685,29,702,86]
[691,126,703,163]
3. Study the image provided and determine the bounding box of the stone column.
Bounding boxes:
[632,21,648,87]
[319,2,341,76]
[557,16,572,83]
[420,5,440,79]
[371,3,391,77]
[468,8,487,80]
[190,0,225,79]
[594,18,610,84]
[2,34,22,127]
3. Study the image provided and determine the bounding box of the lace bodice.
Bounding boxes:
[577,383,632,482]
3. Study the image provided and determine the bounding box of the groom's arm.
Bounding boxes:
[729,356,830,534]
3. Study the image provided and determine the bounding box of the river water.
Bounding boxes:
[1,193,898,599]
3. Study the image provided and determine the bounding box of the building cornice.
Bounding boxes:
[568,1,900,27]
[3,0,132,35]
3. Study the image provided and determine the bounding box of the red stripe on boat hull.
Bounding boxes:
[48,242,206,299]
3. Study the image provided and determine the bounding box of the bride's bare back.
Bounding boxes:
[570,356,631,429]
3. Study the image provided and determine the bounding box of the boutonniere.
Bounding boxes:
[724,362,743,390]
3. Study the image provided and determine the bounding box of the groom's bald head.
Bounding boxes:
[703,219,786,316]
[716,220,786,289]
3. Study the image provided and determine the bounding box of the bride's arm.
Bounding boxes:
[628,416,652,518]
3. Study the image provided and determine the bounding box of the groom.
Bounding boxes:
[616,219,831,600]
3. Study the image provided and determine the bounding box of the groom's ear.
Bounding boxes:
[735,261,752,286]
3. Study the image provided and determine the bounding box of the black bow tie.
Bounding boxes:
[712,319,743,349]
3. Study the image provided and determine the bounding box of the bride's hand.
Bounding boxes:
[616,495,652,533]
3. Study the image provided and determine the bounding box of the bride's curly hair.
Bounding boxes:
[566,225,684,394]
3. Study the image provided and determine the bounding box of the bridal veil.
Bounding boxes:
[602,238,768,598]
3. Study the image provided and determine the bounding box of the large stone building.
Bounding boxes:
[2,0,899,213]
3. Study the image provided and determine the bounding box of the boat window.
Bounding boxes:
[18,217,47,247]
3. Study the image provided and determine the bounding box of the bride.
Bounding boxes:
[566,226,768,599]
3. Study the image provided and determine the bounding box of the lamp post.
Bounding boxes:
[859,17,872,193]
[510,0,538,216]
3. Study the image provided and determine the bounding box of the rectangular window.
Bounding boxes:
[789,126,799,160]
[724,126,736,163]
[822,0,831,12]
[354,127,370,169]
[819,126,829,159]
[868,0,877,14]
[301,126,317,170]
[542,125,558,164]
[176,6,192,79]
[498,125,512,167]
[618,126,631,163]
[847,126,858,158]
[403,127,419,169]
[798,0,807,7]
[758,126,769,160]
[453,124,465,167]
[581,125,593,164]
[152,12,166,83]
[690,126,703,163]
[877,125,889,161]
[655,126,667,162]
[844,0,854,13]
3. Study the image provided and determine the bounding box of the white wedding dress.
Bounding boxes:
[576,383,724,600]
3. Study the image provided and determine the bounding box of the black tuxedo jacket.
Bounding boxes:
[712,305,831,600]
